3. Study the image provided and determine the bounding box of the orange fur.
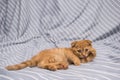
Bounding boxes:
[6,40,96,71]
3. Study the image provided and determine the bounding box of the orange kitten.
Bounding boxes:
[6,40,96,71]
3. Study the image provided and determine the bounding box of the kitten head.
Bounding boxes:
[71,40,92,48]
[71,40,96,62]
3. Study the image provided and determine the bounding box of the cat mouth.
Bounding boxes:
[79,56,88,59]
[79,52,92,59]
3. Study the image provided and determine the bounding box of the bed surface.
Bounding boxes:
[0,0,120,80]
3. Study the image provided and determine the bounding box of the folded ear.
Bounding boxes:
[71,41,78,47]
[85,40,92,46]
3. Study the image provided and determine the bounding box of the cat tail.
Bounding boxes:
[5,60,37,70]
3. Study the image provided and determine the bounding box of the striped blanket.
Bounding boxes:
[0,0,120,80]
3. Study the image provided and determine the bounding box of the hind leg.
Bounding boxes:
[37,62,57,71]
[37,62,68,71]
[56,62,68,70]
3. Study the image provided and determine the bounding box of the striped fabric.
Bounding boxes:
[0,0,120,80]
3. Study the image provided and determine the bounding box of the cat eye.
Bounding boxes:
[88,44,91,46]
[85,49,88,52]
[77,49,82,53]
[75,46,79,48]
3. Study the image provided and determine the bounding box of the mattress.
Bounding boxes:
[0,0,120,80]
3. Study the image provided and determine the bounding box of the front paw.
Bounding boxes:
[85,47,96,57]
[74,60,81,66]
[89,48,96,57]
